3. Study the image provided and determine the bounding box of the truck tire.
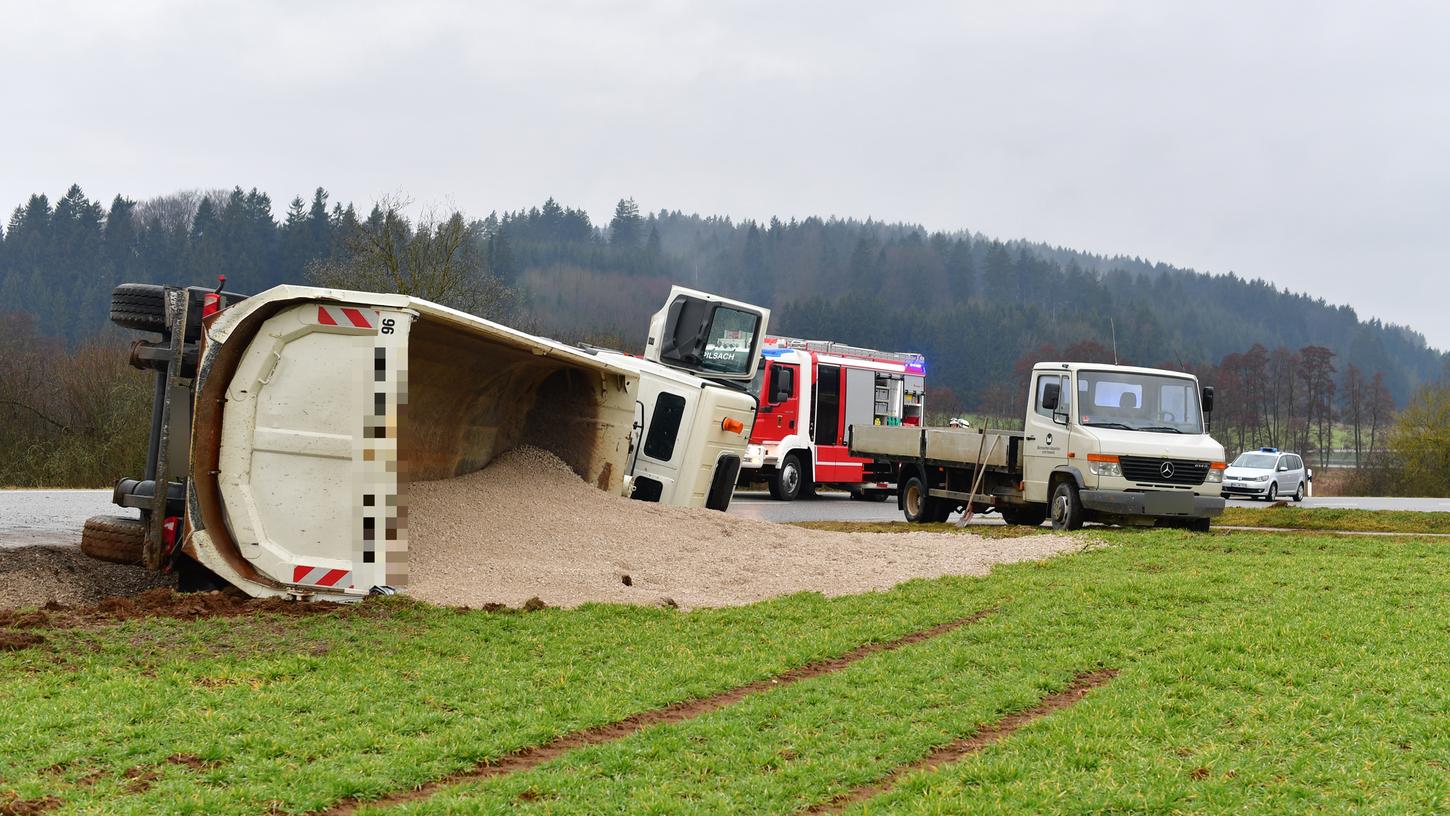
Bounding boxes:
[1188,517,1212,533]
[81,514,146,565]
[110,283,167,333]
[1000,505,1048,527]
[1050,481,1085,531]
[902,475,938,523]
[768,453,806,501]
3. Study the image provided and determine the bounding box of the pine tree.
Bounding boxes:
[609,198,643,248]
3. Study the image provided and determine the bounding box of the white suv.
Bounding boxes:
[1220,448,1310,502]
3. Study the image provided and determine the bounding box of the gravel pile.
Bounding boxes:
[407,447,1078,609]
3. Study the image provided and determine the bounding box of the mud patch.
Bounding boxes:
[0,793,62,816]
[0,587,358,630]
[166,753,220,771]
[0,631,45,652]
[0,545,170,610]
[315,608,996,815]
[803,668,1119,814]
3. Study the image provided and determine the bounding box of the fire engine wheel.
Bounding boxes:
[80,514,146,565]
[769,454,807,501]
[110,283,167,333]
[902,475,936,523]
[1050,481,1085,531]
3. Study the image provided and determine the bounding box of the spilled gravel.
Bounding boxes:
[407,447,1078,609]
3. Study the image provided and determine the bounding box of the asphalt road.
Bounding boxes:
[3,488,1450,548]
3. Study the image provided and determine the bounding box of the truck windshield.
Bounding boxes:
[700,307,760,375]
[1075,370,1204,434]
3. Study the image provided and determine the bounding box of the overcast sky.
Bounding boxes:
[4,1,1447,348]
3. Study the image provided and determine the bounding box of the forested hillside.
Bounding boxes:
[3,184,1444,414]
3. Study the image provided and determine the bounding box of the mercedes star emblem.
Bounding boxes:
[1160,461,1175,480]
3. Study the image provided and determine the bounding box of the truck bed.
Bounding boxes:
[849,425,1021,470]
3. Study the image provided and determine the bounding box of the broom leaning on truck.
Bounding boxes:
[849,362,1227,531]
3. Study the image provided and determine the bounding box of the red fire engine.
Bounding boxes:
[742,336,926,501]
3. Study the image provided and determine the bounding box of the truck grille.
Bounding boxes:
[1119,456,1209,486]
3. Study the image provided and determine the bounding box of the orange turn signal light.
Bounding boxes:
[721,417,745,434]
[1086,453,1119,463]
[1210,461,1227,470]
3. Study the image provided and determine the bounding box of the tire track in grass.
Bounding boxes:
[317,608,997,816]
[801,668,1119,815]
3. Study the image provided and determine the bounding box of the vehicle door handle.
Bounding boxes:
[789,420,795,429]
[777,415,783,427]
[1025,435,1037,441]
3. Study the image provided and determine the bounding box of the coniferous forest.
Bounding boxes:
[2,183,1444,421]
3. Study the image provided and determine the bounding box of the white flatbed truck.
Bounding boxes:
[849,362,1227,531]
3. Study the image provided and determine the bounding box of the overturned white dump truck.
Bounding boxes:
[83,282,769,600]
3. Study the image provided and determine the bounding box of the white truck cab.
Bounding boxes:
[1026,362,1226,528]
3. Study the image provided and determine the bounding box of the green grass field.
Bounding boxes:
[4,525,1450,814]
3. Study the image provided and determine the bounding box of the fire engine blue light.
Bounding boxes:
[906,360,926,374]
[761,349,789,358]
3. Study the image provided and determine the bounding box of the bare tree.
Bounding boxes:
[307,197,515,319]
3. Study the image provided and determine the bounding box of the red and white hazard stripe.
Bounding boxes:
[314,305,378,330]
[292,564,353,588]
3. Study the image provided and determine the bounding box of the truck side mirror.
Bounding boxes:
[769,366,793,403]
[1201,385,1215,414]
[1041,381,1060,411]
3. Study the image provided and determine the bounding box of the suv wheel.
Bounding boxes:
[1293,482,1304,502]
[1267,483,1278,502]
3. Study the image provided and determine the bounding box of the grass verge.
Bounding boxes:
[349,529,1450,815]
[1217,505,1450,534]
[6,527,1450,813]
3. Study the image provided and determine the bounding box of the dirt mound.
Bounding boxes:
[0,587,353,631]
[0,545,170,610]
[407,447,1077,609]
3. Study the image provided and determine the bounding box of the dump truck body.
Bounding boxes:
[88,282,768,600]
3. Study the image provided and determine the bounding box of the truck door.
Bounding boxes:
[1023,372,1071,502]
[644,286,770,382]
[754,361,799,441]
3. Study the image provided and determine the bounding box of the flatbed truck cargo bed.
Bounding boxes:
[849,362,1228,531]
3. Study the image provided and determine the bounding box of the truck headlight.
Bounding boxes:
[1203,461,1226,483]
[1087,459,1121,477]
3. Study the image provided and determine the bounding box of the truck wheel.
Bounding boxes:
[110,283,167,333]
[80,514,146,565]
[1050,482,1085,531]
[768,453,805,502]
[1000,506,1048,527]
[901,476,937,523]
[1188,517,1212,533]
[1293,482,1304,502]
